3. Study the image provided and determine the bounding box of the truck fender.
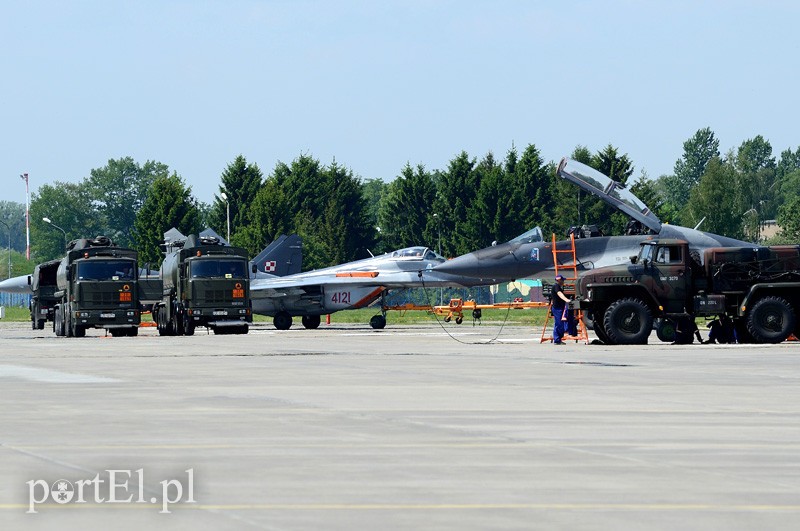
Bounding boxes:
[739,283,800,316]
[586,283,661,313]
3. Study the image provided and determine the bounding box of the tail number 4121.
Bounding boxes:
[330,291,351,305]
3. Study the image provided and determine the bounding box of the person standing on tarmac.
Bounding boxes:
[551,274,575,344]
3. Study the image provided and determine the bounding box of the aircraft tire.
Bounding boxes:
[747,296,795,344]
[369,314,386,329]
[274,311,293,330]
[301,315,321,329]
[603,298,652,345]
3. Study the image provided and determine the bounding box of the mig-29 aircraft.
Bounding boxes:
[432,157,755,282]
[249,241,515,330]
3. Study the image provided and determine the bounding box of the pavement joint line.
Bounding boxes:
[3,503,800,512]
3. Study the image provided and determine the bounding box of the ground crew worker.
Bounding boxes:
[551,274,575,344]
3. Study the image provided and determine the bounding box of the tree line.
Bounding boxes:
[4,128,799,275]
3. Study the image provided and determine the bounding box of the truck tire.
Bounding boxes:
[655,318,676,343]
[585,307,610,344]
[54,306,64,337]
[603,298,653,345]
[183,314,195,336]
[746,296,796,344]
[37,319,46,330]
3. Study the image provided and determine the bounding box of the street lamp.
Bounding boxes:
[0,219,11,279]
[42,217,67,250]
[432,213,442,256]
[220,192,230,243]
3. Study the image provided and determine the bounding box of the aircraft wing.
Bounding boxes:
[0,274,33,294]
[557,158,662,233]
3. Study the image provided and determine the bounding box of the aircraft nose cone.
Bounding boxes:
[433,253,483,277]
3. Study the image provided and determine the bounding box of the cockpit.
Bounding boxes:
[508,226,544,245]
[390,246,445,263]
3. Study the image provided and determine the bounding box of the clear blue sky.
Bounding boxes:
[1,0,797,204]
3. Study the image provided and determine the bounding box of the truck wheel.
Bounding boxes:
[73,324,86,338]
[655,319,676,343]
[301,315,321,329]
[587,307,611,344]
[54,307,63,337]
[274,311,293,330]
[603,298,652,345]
[747,296,796,344]
[127,327,139,337]
[183,315,195,336]
[37,319,46,330]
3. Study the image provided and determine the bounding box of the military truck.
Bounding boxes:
[28,259,60,330]
[573,238,800,345]
[53,236,141,337]
[154,234,251,336]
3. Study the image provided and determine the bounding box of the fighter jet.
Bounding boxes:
[250,245,489,330]
[432,157,755,282]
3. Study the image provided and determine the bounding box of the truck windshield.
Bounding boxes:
[190,259,246,279]
[77,260,136,281]
[638,244,655,263]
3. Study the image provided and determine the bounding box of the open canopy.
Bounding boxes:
[557,158,662,233]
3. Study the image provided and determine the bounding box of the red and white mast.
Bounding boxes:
[20,173,29,260]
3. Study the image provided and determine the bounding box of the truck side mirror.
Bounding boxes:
[629,256,638,264]
[251,264,257,274]
[66,266,72,281]
[27,275,32,285]
[642,258,649,267]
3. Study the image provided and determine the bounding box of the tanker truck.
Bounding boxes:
[573,238,800,345]
[154,234,251,335]
[53,236,141,337]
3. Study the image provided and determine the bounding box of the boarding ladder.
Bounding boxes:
[539,233,590,344]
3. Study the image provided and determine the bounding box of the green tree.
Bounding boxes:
[134,174,201,266]
[775,195,800,243]
[433,151,479,257]
[684,157,743,240]
[318,160,374,265]
[210,155,263,244]
[734,136,777,240]
[0,201,27,252]
[672,127,720,204]
[576,145,636,235]
[378,163,437,252]
[513,144,553,237]
[87,157,169,247]
[30,181,104,261]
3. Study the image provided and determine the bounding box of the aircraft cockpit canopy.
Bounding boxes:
[390,246,445,263]
[508,226,544,245]
[558,158,662,233]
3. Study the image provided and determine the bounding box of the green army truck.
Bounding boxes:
[154,234,251,336]
[53,236,141,337]
[573,238,800,345]
[28,259,61,330]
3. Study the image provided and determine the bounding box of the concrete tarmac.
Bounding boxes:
[1,320,799,530]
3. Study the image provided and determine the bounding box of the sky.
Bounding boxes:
[1,0,798,205]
